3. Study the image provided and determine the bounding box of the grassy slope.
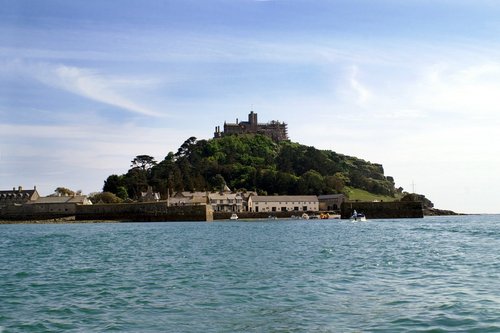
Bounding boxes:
[345,187,403,202]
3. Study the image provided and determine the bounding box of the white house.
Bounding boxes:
[208,192,243,212]
[248,195,319,213]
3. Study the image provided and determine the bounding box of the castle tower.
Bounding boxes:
[248,111,258,131]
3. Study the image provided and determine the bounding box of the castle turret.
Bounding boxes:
[248,111,258,130]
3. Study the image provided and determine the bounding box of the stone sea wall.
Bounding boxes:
[76,202,213,222]
[0,204,76,221]
[341,201,424,219]
[1,202,213,222]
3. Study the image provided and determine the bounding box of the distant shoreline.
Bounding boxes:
[0,217,119,225]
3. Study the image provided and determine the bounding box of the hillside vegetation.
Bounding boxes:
[102,135,401,200]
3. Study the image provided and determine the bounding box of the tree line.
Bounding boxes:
[100,134,398,202]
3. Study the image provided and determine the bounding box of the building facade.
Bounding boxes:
[208,192,243,212]
[214,111,288,142]
[0,186,40,206]
[248,195,319,213]
[318,194,345,211]
[27,195,92,214]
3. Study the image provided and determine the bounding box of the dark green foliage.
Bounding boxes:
[88,191,123,204]
[102,134,397,199]
[401,193,434,209]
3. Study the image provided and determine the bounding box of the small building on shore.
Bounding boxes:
[168,191,208,206]
[0,186,40,206]
[208,192,243,212]
[26,195,92,214]
[248,195,319,213]
[140,186,161,202]
[318,194,345,211]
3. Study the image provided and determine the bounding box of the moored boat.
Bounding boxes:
[229,213,238,220]
[350,210,367,222]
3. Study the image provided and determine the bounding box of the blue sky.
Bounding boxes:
[2,0,500,213]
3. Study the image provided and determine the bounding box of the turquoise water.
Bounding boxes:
[1,216,500,332]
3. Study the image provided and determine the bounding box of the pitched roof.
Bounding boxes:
[318,194,345,200]
[0,189,35,196]
[30,196,90,204]
[0,188,38,201]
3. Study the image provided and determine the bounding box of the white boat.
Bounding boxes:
[229,213,238,220]
[301,213,310,220]
[350,210,367,222]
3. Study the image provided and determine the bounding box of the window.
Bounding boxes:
[281,207,286,212]
[272,207,276,212]
[303,206,307,211]
[294,207,299,211]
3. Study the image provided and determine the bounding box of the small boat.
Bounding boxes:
[229,213,238,220]
[350,210,367,222]
[268,215,277,220]
[301,213,310,220]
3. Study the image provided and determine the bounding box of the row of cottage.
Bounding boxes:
[0,186,345,217]
[169,190,345,213]
[0,186,92,216]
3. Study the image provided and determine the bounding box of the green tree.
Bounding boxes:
[298,170,324,195]
[131,155,157,171]
[88,192,123,204]
[54,187,75,196]
[103,174,125,194]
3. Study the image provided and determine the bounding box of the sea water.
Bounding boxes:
[1,215,500,332]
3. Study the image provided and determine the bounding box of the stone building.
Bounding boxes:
[247,195,319,213]
[214,111,288,142]
[168,191,208,206]
[140,186,161,202]
[27,195,92,214]
[208,192,243,212]
[0,186,40,206]
[318,194,345,211]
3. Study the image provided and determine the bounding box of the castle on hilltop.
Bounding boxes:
[214,111,288,142]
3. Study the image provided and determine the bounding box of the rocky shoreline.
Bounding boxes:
[424,208,464,216]
[0,216,118,224]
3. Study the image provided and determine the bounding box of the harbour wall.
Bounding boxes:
[0,203,76,221]
[1,202,213,222]
[341,201,424,219]
[76,202,213,222]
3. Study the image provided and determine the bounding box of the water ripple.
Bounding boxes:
[1,217,500,332]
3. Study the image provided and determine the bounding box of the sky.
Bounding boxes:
[1,0,500,214]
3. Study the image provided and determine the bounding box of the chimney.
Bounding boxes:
[18,186,23,192]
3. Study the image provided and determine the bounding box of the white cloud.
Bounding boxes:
[4,60,163,117]
[347,66,372,106]
[415,62,500,116]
